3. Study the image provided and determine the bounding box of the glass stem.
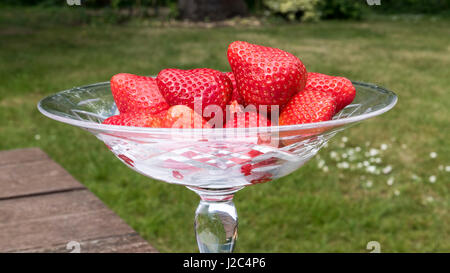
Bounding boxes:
[194,196,238,253]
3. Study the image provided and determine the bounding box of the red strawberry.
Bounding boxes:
[102,112,162,128]
[157,68,232,117]
[215,100,244,128]
[162,105,212,129]
[279,89,337,125]
[225,111,271,128]
[154,109,169,119]
[225,110,273,145]
[225,72,245,105]
[305,72,356,113]
[227,41,307,109]
[110,73,170,115]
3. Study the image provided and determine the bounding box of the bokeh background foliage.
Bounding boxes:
[3,0,450,22]
[1,1,449,252]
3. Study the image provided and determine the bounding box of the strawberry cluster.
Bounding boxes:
[103,41,355,129]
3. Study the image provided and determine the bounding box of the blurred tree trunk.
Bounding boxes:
[178,0,248,21]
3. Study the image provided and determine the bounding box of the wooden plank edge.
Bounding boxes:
[10,233,159,253]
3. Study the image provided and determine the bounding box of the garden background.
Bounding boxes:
[1,0,449,252]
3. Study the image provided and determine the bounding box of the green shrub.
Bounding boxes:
[263,0,321,21]
[1,0,178,8]
[318,0,364,20]
[375,0,450,14]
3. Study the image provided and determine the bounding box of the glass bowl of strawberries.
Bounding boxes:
[38,41,397,253]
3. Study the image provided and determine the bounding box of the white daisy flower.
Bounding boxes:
[429,175,436,183]
[382,165,393,174]
[342,136,348,143]
[369,148,379,156]
[446,166,450,172]
[318,160,325,169]
[394,190,400,196]
[429,152,437,159]
[380,144,388,150]
[366,165,376,173]
[34,134,41,140]
[330,151,338,159]
[387,177,394,186]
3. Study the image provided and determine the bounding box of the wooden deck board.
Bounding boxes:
[0,148,157,253]
[17,233,158,253]
[0,148,49,166]
[0,148,85,200]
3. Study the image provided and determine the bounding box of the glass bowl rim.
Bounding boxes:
[37,80,397,135]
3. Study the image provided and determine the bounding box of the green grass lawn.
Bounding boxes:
[1,8,449,252]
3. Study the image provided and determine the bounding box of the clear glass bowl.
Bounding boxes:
[38,80,397,253]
